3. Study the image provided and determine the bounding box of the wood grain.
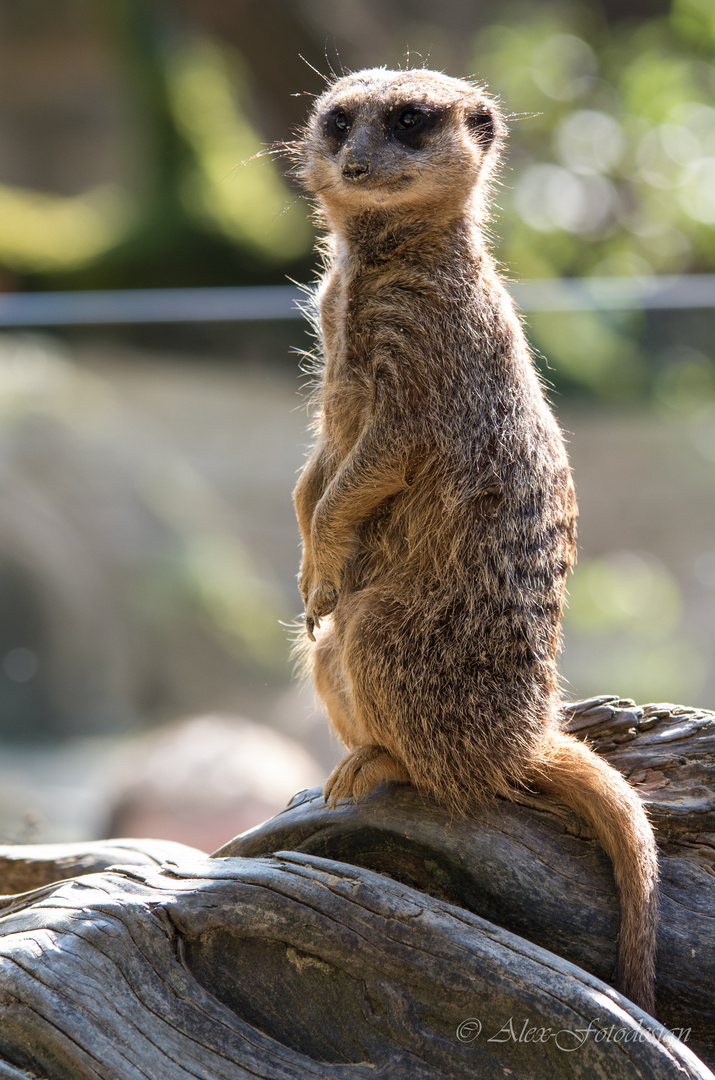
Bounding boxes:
[0,699,712,1078]
[0,853,709,1079]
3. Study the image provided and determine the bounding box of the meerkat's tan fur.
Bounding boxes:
[292,67,658,1013]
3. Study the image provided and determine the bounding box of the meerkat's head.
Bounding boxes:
[297,68,505,221]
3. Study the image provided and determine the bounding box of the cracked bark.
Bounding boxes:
[0,699,712,1079]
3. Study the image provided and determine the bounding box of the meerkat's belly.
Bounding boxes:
[342,454,573,652]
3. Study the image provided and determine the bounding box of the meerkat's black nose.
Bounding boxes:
[342,161,370,180]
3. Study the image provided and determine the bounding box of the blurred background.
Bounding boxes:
[0,0,713,849]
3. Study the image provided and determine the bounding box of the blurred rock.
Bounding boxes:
[0,334,295,740]
[104,713,324,852]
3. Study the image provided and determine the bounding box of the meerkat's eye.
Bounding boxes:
[396,109,422,130]
[333,111,350,134]
[392,106,436,147]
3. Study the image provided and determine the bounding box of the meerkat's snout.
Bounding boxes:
[339,125,373,181]
[342,158,371,180]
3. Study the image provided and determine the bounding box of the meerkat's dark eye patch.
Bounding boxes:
[322,108,352,148]
[390,105,442,148]
[466,108,496,148]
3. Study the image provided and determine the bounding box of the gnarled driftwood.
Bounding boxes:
[0,699,712,1078]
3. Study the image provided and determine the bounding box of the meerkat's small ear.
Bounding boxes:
[465,104,501,150]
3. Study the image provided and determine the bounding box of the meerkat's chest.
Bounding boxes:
[317,273,382,449]
[319,361,375,458]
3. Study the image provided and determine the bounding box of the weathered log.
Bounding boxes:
[216,698,715,1066]
[217,788,714,1052]
[0,838,206,898]
[562,696,715,843]
[0,852,709,1079]
[0,699,712,1077]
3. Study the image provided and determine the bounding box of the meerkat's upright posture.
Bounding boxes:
[292,68,658,1013]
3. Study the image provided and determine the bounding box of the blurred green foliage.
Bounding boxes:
[469,0,715,404]
[0,0,713,721]
[13,0,313,290]
[2,0,710,288]
[167,39,310,263]
[563,550,706,704]
[473,0,715,279]
[0,334,292,738]
[0,0,713,403]
[134,455,288,672]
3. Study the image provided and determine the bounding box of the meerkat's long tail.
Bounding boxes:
[532,728,658,1015]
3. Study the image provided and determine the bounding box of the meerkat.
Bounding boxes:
[291,67,658,1014]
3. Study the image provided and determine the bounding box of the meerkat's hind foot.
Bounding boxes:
[324,745,411,808]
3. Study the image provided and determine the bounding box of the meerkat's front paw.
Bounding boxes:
[305,580,340,640]
[298,558,315,607]
[324,746,411,807]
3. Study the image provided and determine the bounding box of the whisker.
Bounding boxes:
[299,54,330,84]
[324,41,338,80]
